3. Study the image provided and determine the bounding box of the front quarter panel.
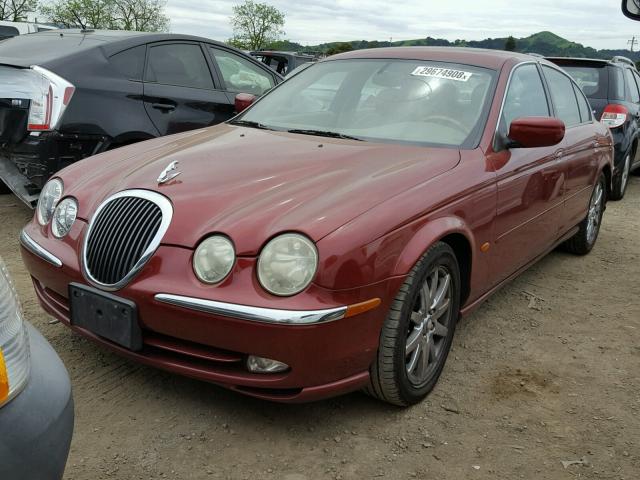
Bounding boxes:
[315,149,496,307]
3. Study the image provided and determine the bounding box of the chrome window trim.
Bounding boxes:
[20,230,62,268]
[154,293,347,325]
[82,189,173,292]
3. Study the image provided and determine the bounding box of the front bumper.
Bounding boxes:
[21,227,401,403]
[0,322,74,480]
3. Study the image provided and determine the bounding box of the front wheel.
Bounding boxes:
[366,242,460,406]
[563,172,606,255]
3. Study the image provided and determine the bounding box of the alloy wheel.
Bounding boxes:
[586,181,604,244]
[621,155,630,194]
[405,265,453,386]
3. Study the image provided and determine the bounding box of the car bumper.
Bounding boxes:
[21,226,402,403]
[0,322,74,480]
[0,132,107,207]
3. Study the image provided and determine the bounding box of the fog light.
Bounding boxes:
[246,355,289,373]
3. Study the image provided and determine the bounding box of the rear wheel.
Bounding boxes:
[366,242,460,406]
[563,172,606,255]
[610,154,631,201]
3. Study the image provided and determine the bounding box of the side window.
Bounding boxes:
[209,48,274,96]
[542,66,581,127]
[610,67,625,100]
[110,45,146,81]
[573,84,592,123]
[0,26,19,40]
[145,43,213,89]
[624,68,640,102]
[502,64,550,128]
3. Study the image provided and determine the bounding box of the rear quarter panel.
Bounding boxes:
[50,47,157,143]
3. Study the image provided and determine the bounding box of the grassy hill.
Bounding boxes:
[269,31,639,61]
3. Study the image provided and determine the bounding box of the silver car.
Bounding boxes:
[0,257,73,479]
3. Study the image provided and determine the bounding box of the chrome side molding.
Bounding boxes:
[154,293,347,325]
[20,230,63,268]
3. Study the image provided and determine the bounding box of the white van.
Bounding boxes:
[0,21,56,40]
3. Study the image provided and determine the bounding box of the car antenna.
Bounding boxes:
[72,11,93,33]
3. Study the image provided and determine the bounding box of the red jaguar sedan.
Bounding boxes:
[20,48,613,406]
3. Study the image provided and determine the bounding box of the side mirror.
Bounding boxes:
[507,117,565,148]
[235,93,256,113]
[622,0,640,20]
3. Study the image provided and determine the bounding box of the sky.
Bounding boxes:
[165,0,640,50]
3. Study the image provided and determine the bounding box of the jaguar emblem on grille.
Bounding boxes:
[157,161,181,185]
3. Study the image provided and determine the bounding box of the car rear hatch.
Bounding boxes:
[546,58,610,119]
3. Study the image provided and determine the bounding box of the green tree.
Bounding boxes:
[505,35,517,51]
[326,42,352,56]
[229,0,285,50]
[40,0,169,31]
[1,0,38,21]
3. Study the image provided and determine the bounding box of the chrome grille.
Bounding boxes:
[83,190,172,289]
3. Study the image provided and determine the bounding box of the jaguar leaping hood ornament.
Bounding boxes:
[157,161,181,185]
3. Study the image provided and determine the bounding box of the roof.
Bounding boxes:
[0,29,225,68]
[251,50,315,58]
[326,47,538,70]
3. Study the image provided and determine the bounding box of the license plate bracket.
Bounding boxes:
[69,283,142,351]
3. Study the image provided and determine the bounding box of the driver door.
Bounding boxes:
[489,63,566,285]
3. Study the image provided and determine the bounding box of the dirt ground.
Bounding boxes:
[1,177,639,480]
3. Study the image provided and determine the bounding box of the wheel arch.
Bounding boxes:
[393,216,475,307]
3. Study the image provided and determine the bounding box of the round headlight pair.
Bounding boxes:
[36,179,77,238]
[193,233,318,296]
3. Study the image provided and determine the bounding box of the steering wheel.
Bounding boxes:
[423,115,469,133]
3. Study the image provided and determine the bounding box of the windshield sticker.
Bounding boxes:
[410,66,473,82]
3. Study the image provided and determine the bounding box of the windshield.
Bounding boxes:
[236,59,497,147]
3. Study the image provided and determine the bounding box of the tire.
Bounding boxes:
[366,242,461,406]
[563,172,606,255]
[610,153,631,201]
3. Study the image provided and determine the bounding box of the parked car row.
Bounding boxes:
[0,29,624,478]
[17,46,613,408]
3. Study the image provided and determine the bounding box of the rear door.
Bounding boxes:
[541,65,600,234]
[142,42,234,135]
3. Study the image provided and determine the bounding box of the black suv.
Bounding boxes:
[548,56,640,200]
[0,30,282,205]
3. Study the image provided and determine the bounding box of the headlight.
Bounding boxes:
[257,233,318,296]
[52,197,78,238]
[193,235,235,284]
[36,178,63,225]
[0,258,30,407]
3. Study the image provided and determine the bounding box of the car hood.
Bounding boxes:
[66,124,461,255]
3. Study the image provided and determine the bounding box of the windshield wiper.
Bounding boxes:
[286,129,364,141]
[230,119,273,130]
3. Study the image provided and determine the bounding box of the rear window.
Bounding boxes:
[560,65,608,99]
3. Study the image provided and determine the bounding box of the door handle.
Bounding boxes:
[152,103,176,112]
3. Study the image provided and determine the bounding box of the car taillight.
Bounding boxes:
[27,66,75,132]
[600,104,628,128]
